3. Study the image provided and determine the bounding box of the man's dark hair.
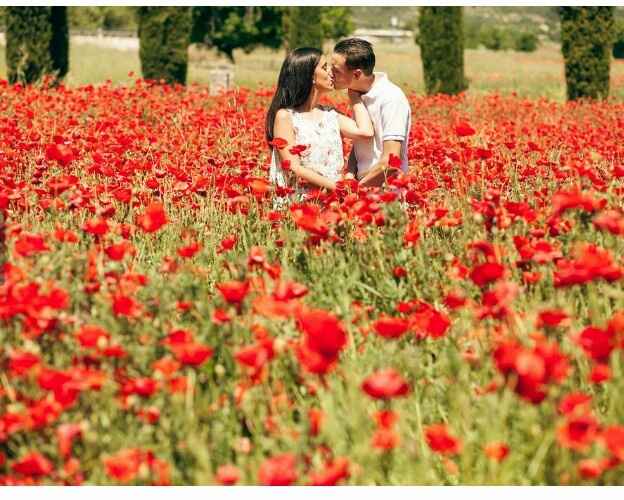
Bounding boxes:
[334,38,375,76]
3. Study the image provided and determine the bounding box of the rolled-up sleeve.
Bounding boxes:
[380,96,410,142]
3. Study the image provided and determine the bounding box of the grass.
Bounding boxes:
[1,38,624,100]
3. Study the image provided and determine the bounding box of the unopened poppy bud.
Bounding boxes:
[97,335,109,350]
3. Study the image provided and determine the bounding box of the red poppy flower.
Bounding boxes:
[361,368,410,400]
[593,210,624,235]
[45,142,75,166]
[455,121,476,137]
[469,262,505,287]
[388,153,402,169]
[373,315,410,339]
[372,428,400,451]
[558,392,592,415]
[235,339,274,376]
[484,441,510,462]
[424,424,462,455]
[177,241,201,258]
[8,350,40,376]
[289,144,309,155]
[537,309,569,328]
[296,342,336,375]
[393,266,407,278]
[75,324,110,348]
[557,414,599,452]
[218,235,237,253]
[83,217,109,237]
[216,280,250,305]
[57,423,83,458]
[216,464,241,485]
[162,328,194,346]
[589,363,611,384]
[258,453,298,486]
[121,378,159,398]
[578,458,606,480]
[14,232,49,257]
[409,303,451,339]
[112,294,142,318]
[296,307,347,361]
[103,448,144,483]
[374,409,399,430]
[307,457,350,486]
[105,242,133,261]
[136,202,167,233]
[603,425,624,460]
[577,326,615,363]
[153,357,181,378]
[269,137,288,149]
[172,343,213,367]
[12,452,54,477]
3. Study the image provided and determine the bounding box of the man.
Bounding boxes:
[332,38,411,187]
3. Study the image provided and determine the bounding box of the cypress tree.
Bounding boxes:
[6,6,69,84]
[50,7,69,80]
[418,7,467,95]
[285,7,323,50]
[560,7,615,100]
[137,6,192,85]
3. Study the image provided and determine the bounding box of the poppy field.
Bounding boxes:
[1,78,624,486]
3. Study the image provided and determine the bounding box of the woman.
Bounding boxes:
[265,48,374,205]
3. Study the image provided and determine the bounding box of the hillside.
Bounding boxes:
[352,6,624,41]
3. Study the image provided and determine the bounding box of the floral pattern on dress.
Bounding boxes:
[269,108,343,207]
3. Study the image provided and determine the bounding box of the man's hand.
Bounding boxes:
[348,88,364,104]
[358,140,403,188]
[359,166,399,187]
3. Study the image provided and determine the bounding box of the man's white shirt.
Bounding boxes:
[352,72,411,179]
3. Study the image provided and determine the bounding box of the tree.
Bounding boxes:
[137,7,191,85]
[285,7,323,50]
[612,18,624,59]
[68,7,137,31]
[418,7,467,95]
[191,7,283,62]
[321,7,354,41]
[5,6,69,84]
[560,7,615,100]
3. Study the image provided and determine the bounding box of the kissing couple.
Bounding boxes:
[265,38,411,205]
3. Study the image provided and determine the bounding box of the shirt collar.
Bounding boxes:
[362,72,388,100]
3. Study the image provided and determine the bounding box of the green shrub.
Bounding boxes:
[284,7,323,49]
[418,6,467,95]
[68,7,137,31]
[560,7,615,100]
[514,32,538,52]
[137,7,191,85]
[6,6,69,84]
[478,26,509,51]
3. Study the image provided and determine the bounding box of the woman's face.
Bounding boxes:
[313,56,334,93]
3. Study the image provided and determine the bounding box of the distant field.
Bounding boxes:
[1,38,624,100]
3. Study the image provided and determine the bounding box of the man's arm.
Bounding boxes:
[358,140,402,187]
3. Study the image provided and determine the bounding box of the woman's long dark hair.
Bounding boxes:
[265,47,322,144]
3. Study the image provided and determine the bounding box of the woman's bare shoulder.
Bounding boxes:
[275,108,293,121]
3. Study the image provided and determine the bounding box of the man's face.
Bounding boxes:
[331,52,354,90]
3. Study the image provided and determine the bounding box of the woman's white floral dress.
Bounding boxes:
[269,107,343,207]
